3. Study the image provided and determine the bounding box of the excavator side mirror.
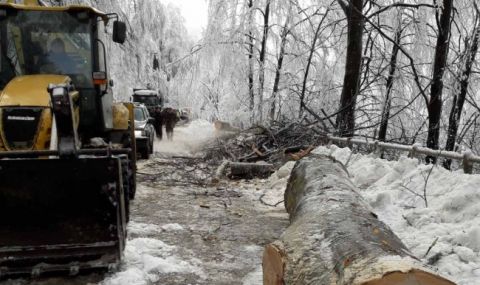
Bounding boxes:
[112,21,127,44]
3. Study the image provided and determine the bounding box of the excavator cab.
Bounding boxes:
[0,1,135,278]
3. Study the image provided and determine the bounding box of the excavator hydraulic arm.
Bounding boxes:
[48,83,79,157]
[0,89,129,276]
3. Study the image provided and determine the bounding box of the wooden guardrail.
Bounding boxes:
[325,135,480,174]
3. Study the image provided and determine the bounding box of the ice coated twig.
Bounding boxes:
[424,237,439,258]
[259,193,284,207]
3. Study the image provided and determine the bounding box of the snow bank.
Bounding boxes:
[312,145,480,285]
[101,238,204,285]
[99,222,197,284]
[257,161,296,207]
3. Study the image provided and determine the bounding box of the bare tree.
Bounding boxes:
[270,14,290,122]
[378,8,404,142]
[247,0,256,121]
[336,0,364,137]
[257,0,271,123]
[299,6,332,118]
[426,0,454,163]
[444,5,480,169]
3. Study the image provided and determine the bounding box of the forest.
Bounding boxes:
[168,0,480,165]
[41,0,480,162]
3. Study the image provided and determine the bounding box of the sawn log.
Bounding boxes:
[263,155,455,285]
[229,162,274,179]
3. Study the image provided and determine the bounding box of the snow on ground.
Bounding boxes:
[264,161,296,205]
[154,120,215,156]
[311,145,480,285]
[147,124,480,284]
[126,222,185,236]
[103,121,217,284]
[242,265,263,285]
[101,224,205,285]
[224,162,295,285]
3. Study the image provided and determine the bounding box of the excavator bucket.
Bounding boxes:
[0,155,127,278]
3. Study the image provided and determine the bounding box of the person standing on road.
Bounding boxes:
[153,106,163,139]
[161,108,180,141]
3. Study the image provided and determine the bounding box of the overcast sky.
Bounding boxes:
[160,0,208,40]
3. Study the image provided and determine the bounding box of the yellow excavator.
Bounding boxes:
[0,0,136,277]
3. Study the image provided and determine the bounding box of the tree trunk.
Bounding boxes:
[426,0,453,164]
[378,24,402,142]
[257,0,271,123]
[263,155,455,285]
[229,162,274,179]
[247,0,255,122]
[270,16,289,122]
[444,20,480,169]
[336,0,364,137]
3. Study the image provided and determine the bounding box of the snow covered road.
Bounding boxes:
[100,121,289,284]
[0,121,289,285]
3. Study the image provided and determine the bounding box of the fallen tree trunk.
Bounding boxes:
[263,155,455,285]
[212,160,231,183]
[229,162,274,179]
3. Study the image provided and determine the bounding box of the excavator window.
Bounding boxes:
[0,10,94,89]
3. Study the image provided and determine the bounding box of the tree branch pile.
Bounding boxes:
[138,157,214,187]
[205,121,324,168]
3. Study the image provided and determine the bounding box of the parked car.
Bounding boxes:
[134,103,155,159]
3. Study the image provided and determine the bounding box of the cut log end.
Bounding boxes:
[263,243,285,285]
[362,269,456,285]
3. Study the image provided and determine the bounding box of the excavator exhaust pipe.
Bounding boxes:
[0,155,128,278]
